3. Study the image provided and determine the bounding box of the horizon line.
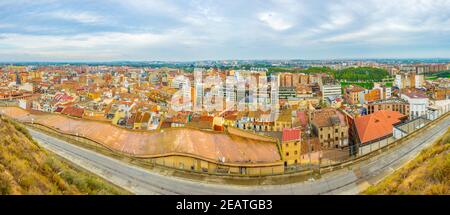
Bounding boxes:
[1,57,450,64]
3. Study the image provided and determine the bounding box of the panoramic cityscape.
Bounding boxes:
[0,0,449,206]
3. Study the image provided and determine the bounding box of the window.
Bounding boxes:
[328,134,330,139]
[341,132,344,137]
[294,142,297,146]
[320,128,323,131]
[335,128,338,133]
[286,152,289,156]
[320,135,323,139]
[335,137,338,141]
[294,150,298,155]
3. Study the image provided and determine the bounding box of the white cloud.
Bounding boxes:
[320,14,353,30]
[48,11,105,24]
[0,28,217,61]
[1,0,450,60]
[258,12,293,31]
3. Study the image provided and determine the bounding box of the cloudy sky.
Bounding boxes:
[1,0,450,61]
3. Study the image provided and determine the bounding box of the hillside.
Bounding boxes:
[0,116,129,195]
[335,67,389,81]
[267,66,389,82]
[364,129,450,195]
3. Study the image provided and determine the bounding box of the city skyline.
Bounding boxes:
[1,0,450,61]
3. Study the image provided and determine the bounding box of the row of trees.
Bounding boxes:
[335,67,389,82]
[425,70,450,78]
[268,66,389,82]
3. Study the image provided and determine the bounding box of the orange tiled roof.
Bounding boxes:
[282,128,301,142]
[61,106,84,118]
[355,110,406,144]
[345,85,365,93]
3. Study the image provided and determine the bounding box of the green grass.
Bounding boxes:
[364,129,450,195]
[340,82,374,89]
[0,116,130,195]
[424,70,450,79]
[384,82,393,87]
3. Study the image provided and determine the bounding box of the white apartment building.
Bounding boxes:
[321,84,342,101]
[18,82,34,92]
[401,92,429,118]
[415,75,424,88]
[394,74,402,89]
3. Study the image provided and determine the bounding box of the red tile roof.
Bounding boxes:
[61,106,84,118]
[282,128,301,142]
[296,111,308,128]
[403,91,427,99]
[54,93,74,102]
[54,107,64,113]
[355,110,406,144]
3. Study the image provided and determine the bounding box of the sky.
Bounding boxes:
[0,0,450,62]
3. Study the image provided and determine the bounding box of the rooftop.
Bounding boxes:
[282,128,301,142]
[355,110,406,144]
[312,108,347,127]
[368,98,408,105]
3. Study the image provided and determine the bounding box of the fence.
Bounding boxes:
[0,101,18,107]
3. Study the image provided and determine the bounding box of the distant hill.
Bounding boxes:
[0,116,128,195]
[364,128,450,195]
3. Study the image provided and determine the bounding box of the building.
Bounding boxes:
[430,86,449,100]
[279,73,294,87]
[320,77,342,102]
[401,91,429,118]
[280,128,302,166]
[278,73,308,87]
[343,85,365,104]
[419,64,447,73]
[354,110,407,145]
[278,86,297,100]
[363,88,381,103]
[274,109,292,131]
[311,108,349,149]
[366,98,410,116]
[386,66,399,76]
[394,73,424,89]
[373,83,391,100]
[295,85,313,100]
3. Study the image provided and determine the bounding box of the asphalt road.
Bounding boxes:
[28,114,449,195]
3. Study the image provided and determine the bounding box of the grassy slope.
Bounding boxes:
[0,116,129,195]
[364,128,450,195]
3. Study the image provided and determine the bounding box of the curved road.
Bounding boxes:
[28,114,449,195]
